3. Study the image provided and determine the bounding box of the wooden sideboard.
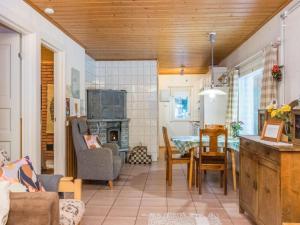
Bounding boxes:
[239,136,300,225]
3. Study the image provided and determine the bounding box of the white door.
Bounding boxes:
[0,33,21,161]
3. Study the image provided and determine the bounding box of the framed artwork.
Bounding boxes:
[261,119,284,142]
[71,68,80,99]
[70,98,80,117]
[66,98,70,117]
[46,84,54,134]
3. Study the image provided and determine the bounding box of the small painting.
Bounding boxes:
[66,98,70,117]
[46,84,54,134]
[71,68,80,99]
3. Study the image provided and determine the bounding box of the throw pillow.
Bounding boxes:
[83,135,101,149]
[0,181,10,225]
[0,156,45,192]
[0,149,10,167]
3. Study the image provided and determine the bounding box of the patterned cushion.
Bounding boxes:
[0,156,45,192]
[60,199,85,225]
[0,148,10,167]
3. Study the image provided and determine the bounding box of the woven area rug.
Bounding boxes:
[148,213,222,225]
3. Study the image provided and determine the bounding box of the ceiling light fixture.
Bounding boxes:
[44,7,55,15]
[198,32,226,98]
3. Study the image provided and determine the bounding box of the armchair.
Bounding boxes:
[71,118,123,188]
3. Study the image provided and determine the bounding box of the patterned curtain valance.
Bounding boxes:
[260,46,278,109]
[226,68,239,135]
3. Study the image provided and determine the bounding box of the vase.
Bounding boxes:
[284,122,292,142]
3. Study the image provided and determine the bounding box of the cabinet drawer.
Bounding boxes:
[240,138,279,163]
[259,146,279,163]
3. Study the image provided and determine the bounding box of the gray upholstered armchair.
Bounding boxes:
[71,118,122,188]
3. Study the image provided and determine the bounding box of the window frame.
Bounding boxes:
[238,68,263,136]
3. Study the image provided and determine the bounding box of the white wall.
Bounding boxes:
[85,55,97,86]
[86,60,159,160]
[219,0,299,105]
[0,0,86,174]
[158,75,208,146]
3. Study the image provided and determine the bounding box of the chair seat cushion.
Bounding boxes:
[60,199,85,225]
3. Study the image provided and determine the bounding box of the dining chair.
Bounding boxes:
[204,124,237,191]
[205,124,226,129]
[194,128,228,195]
[162,126,194,189]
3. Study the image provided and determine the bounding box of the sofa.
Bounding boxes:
[71,118,123,187]
[6,177,84,225]
[0,149,85,225]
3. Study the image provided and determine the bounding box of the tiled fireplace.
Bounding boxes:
[85,59,158,160]
[88,119,129,150]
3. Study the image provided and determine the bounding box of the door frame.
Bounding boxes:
[41,41,66,175]
[0,16,66,175]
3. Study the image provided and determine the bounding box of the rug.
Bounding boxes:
[148,213,222,225]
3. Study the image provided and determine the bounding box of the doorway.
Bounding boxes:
[41,45,55,174]
[0,24,21,161]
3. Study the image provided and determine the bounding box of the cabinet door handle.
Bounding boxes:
[246,172,250,178]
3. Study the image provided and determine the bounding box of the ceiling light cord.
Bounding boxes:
[211,38,214,88]
[198,32,226,97]
[209,32,216,88]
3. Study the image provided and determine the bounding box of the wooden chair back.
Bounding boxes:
[205,124,226,129]
[200,128,228,154]
[162,126,172,160]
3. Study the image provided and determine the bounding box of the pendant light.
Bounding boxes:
[198,32,226,98]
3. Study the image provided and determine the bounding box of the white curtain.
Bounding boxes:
[239,69,263,135]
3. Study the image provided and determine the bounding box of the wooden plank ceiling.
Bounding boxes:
[26,0,291,74]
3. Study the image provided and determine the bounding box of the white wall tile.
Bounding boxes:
[85,60,158,160]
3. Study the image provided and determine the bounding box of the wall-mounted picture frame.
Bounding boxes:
[71,68,80,99]
[261,119,284,142]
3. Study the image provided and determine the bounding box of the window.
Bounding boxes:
[171,87,191,121]
[239,68,263,135]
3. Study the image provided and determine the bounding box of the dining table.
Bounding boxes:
[171,135,240,191]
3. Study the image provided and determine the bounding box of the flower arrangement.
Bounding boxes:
[230,121,244,138]
[267,104,292,141]
[271,64,283,81]
[267,104,291,121]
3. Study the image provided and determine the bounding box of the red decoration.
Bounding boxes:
[272,64,283,81]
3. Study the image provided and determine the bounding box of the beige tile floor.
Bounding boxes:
[80,160,253,225]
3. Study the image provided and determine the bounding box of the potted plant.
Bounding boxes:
[230,121,244,138]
